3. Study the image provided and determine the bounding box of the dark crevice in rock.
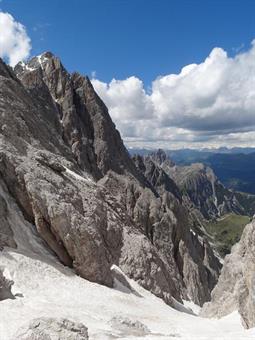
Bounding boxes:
[34,213,73,268]
[0,270,15,301]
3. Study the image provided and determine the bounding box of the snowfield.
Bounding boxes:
[0,248,255,340]
[0,179,255,339]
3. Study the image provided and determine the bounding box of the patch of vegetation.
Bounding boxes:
[205,213,251,257]
[235,191,255,216]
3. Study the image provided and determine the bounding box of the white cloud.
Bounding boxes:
[92,40,255,149]
[0,12,31,66]
[93,76,154,123]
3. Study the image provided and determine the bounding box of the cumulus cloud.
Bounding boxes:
[92,40,255,149]
[0,12,31,66]
[93,76,154,122]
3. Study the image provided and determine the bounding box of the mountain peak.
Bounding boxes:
[149,149,175,167]
[13,51,64,78]
[40,51,55,59]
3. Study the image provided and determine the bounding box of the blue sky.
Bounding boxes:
[1,0,255,149]
[1,0,255,85]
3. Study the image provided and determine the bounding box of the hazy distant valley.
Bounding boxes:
[129,147,255,195]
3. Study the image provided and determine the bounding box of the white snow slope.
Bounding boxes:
[0,182,255,339]
[1,249,255,340]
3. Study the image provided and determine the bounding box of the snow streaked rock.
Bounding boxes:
[0,53,221,306]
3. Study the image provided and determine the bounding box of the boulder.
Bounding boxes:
[12,317,89,340]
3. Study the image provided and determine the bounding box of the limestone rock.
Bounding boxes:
[109,316,150,337]
[0,269,14,300]
[0,54,221,309]
[12,317,89,340]
[0,188,17,249]
[14,52,141,182]
[146,150,249,220]
[132,154,222,304]
[201,219,255,328]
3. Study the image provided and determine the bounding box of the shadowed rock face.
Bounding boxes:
[0,188,17,249]
[0,53,220,307]
[14,53,141,182]
[201,219,255,329]
[0,269,14,301]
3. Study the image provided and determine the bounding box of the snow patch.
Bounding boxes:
[19,61,36,72]
[25,65,36,72]
[183,299,201,315]
[64,167,94,184]
[191,229,196,236]
[37,53,49,67]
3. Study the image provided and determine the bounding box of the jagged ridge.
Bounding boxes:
[0,52,221,308]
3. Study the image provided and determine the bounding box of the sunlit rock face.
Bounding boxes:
[0,53,221,310]
[202,218,255,328]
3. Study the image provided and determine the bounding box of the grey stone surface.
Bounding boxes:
[109,316,150,337]
[0,269,14,300]
[159,158,245,220]
[0,54,221,309]
[12,317,89,340]
[201,218,255,328]
[0,186,17,249]
[130,154,221,305]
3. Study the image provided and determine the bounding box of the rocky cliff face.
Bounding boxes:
[148,150,246,220]
[201,218,255,328]
[0,53,221,309]
[0,185,17,250]
[15,53,140,181]
[132,152,221,304]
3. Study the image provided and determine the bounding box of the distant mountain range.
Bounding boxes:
[129,148,255,195]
